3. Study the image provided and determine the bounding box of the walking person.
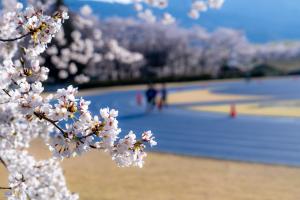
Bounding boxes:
[160,83,168,108]
[157,83,168,110]
[145,84,157,112]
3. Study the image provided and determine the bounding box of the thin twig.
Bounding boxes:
[78,132,94,140]
[33,112,67,137]
[0,157,7,168]
[2,89,11,97]
[0,186,11,190]
[0,32,30,42]
[1,89,67,137]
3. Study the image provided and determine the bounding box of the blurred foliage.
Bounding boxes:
[250,64,284,77]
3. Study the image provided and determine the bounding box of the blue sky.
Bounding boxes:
[65,0,300,43]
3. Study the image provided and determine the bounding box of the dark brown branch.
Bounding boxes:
[0,186,11,190]
[2,89,11,97]
[33,112,67,137]
[0,157,7,168]
[77,132,94,140]
[0,175,25,190]
[2,89,67,137]
[89,145,105,150]
[0,32,30,42]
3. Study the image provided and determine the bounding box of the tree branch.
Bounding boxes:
[0,32,30,42]
[0,186,11,190]
[1,89,67,137]
[0,157,7,168]
[2,89,11,97]
[33,111,67,137]
[77,132,94,140]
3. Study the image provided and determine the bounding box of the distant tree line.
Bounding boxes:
[40,3,300,86]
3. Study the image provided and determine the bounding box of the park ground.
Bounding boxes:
[2,77,300,199]
[1,139,300,200]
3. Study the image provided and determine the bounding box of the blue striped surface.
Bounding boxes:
[84,77,300,166]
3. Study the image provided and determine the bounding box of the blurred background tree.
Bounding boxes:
[23,0,300,87]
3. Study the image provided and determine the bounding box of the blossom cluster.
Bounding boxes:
[1,150,79,200]
[17,6,68,57]
[189,0,225,19]
[46,85,156,168]
[107,40,144,64]
[132,0,225,23]
[133,0,174,24]
[31,2,144,83]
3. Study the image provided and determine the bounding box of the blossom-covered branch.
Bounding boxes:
[0,1,157,199]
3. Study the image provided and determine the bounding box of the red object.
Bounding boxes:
[136,92,142,106]
[230,104,237,118]
[157,99,163,110]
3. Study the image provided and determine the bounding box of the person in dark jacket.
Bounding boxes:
[145,84,157,111]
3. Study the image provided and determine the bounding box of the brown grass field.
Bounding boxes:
[168,89,263,104]
[1,140,300,200]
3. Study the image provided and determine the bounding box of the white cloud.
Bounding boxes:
[79,0,133,4]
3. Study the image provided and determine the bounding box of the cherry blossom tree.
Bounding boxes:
[23,1,144,84]
[99,19,252,79]
[0,1,156,199]
[32,0,226,83]
[0,0,227,199]
[101,17,300,80]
